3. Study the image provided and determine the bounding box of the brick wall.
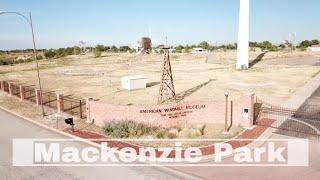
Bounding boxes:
[87,94,255,128]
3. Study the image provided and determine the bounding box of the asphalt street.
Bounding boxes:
[0,109,195,180]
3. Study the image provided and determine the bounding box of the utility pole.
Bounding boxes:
[0,11,45,116]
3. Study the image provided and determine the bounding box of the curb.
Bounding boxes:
[0,106,202,180]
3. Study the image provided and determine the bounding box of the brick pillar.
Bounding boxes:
[85,97,93,123]
[0,81,2,90]
[20,85,25,101]
[8,83,13,96]
[57,93,64,114]
[35,89,42,106]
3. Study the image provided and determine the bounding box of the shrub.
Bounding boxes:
[74,46,81,55]
[94,48,102,58]
[36,55,43,60]
[156,130,166,139]
[104,120,156,138]
[44,50,56,59]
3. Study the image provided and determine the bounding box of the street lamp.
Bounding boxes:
[0,11,45,116]
[224,92,229,133]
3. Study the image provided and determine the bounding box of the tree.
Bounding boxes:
[36,55,43,60]
[55,48,67,57]
[119,46,131,52]
[73,46,81,55]
[260,41,273,50]
[94,45,103,58]
[95,45,105,52]
[44,50,56,59]
[299,40,311,48]
[199,41,211,50]
[110,46,118,52]
[175,45,184,53]
[311,39,319,46]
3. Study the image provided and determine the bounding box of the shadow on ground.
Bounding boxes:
[147,82,160,88]
[249,52,267,68]
[176,79,215,102]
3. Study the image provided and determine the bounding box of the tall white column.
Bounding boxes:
[236,0,250,70]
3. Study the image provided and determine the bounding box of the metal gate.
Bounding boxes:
[254,98,320,137]
[64,97,86,119]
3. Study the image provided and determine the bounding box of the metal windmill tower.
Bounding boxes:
[158,47,176,104]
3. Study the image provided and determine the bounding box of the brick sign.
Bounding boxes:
[87,94,254,128]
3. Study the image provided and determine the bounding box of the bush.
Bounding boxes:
[104,121,156,138]
[94,48,102,58]
[0,60,9,65]
[103,121,206,139]
[36,55,43,60]
[74,46,81,55]
[44,50,56,59]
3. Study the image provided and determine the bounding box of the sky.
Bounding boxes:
[0,0,319,50]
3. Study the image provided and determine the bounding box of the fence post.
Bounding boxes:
[8,82,13,96]
[85,97,93,123]
[57,93,64,114]
[249,93,255,127]
[79,100,83,119]
[35,89,42,106]
[20,85,25,101]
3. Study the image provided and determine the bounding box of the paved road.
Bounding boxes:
[1,108,320,180]
[0,109,195,180]
[173,133,320,180]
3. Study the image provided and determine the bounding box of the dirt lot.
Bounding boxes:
[0,50,319,105]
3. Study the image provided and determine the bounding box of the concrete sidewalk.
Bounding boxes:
[283,72,320,108]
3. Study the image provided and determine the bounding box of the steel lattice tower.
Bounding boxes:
[158,48,176,104]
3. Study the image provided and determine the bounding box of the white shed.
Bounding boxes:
[121,75,147,90]
[307,45,320,52]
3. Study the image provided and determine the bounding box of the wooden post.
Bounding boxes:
[85,97,93,123]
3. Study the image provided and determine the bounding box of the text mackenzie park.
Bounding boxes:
[139,104,206,114]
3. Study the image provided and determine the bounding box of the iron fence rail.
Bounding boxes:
[63,97,86,118]
[254,98,320,137]
[1,80,87,120]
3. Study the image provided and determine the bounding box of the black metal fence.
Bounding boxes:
[64,97,86,119]
[3,81,9,93]
[1,80,87,120]
[24,86,36,103]
[42,92,58,109]
[11,84,20,97]
[254,98,320,137]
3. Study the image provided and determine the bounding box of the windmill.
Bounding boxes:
[158,47,176,104]
[236,0,250,70]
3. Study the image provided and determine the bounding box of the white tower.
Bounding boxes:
[236,0,250,70]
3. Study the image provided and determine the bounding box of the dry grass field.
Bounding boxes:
[0,50,319,106]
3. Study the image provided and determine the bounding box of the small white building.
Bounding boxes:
[307,45,320,52]
[121,75,147,90]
